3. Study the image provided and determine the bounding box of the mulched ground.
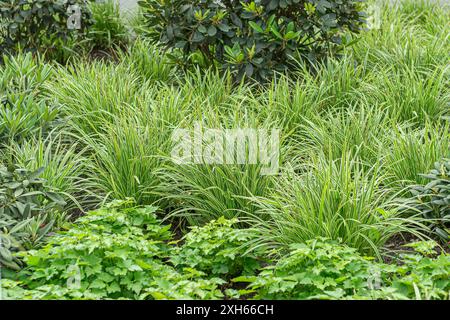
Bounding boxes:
[383,232,450,264]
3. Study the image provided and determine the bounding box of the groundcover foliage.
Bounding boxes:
[2,204,449,300]
[238,239,450,300]
[1,202,262,299]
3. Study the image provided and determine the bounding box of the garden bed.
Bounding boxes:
[0,0,449,300]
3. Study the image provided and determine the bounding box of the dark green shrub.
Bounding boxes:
[403,159,450,241]
[0,163,66,270]
[139,0,367,81]
[0,0,93,60]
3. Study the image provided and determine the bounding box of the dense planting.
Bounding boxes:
[2,203,227,299]
[2,205,450,300]
[402,159,450,241]
[0,0,449,300]
[240,239,450,300]
[0,163,65,270]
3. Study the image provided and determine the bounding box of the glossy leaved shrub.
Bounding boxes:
[402,159,450,242]
[139,0,367,81]
[0,163,66,270]
[0,0,93,60]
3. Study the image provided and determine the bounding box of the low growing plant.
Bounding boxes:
[401,159,450,242]
[236,238,450,300]
[236,238,383,299]
[0,163,66,270]
[0,53,57,142]
[16,201,173,299]
[2,203,254,299]
[171,217,264,278]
